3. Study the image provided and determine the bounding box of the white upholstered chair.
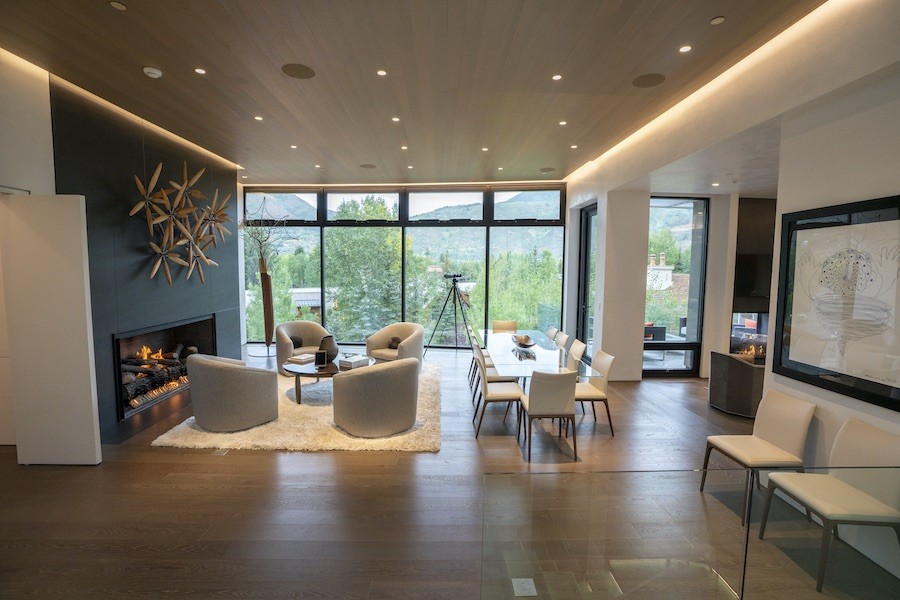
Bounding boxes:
[546,326,559,341]
[566,338,587,371]
[520,370,578,462]
[574,349,615,435]
[472,345,524,437]
[759,418,900,592]
[700,389,816,524]
[555,331,570,350]
[332,357,420,438]
[492,319,518,333]
[366,322,425,368]
[187,354,278,432]
[275,320,330,375]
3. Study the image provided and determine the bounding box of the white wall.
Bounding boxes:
[0,195,101,465]
[595,190,649,380]
[699,193,739,378]
[0,48,56,445]
[765,63,900,579]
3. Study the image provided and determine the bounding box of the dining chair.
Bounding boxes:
[565,338,587,371]
[492,319,517,333]
[546,326,559,341]
[759,418,900,592]
[555,331,570,350]
[574,349,615,435]
[700,389,816,525]
[472,345,525,438]
[520,370,578,462]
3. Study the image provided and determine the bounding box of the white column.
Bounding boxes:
[0,195,101,465]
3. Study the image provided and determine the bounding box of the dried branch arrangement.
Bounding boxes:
[129,162,231,284]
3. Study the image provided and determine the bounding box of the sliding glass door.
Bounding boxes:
[576,204,597,361]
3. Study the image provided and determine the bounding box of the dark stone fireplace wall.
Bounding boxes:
[49,79,241,442]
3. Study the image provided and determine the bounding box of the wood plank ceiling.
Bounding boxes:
[0,0,825,185]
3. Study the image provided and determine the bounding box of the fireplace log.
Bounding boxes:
[121,365,157,374]
[163,343,184,360]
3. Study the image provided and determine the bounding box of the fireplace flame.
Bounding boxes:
[739,344,765,357]
[137,345,165,360]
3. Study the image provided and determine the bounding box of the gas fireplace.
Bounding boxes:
[114,316,216,420]
[730,312,768,364]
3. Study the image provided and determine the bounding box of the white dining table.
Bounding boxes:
[483,329,597,379]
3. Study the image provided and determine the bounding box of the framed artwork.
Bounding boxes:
[773,195,900,411]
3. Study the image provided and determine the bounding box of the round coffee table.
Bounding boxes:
[282,357,374,403]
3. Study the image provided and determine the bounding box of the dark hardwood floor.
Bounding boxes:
[5,348,889,598]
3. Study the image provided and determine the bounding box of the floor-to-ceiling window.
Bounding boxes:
[242,186,564,346]
[643,197,708,375]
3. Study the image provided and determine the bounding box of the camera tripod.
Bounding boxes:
[424,274,472,356]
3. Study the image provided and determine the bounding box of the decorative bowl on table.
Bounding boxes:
[512,334,535,348]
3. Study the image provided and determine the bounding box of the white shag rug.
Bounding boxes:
[151,362,441,452]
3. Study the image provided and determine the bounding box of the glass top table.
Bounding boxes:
[482,329,599,379]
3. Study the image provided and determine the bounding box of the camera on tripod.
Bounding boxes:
[443,273,463,280]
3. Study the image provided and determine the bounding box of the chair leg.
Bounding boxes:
[571,417,577,461]
[502,401,511,423]
[472,392,483,423]
[527,416,533,462]
[580,400,586,414]
[591,401,597,422]
[816,519,835,592]
[741,469,754,527]
[699,441,714,492]
[475,400,488,438]
[602,400,613,436]
[758,482,778,539]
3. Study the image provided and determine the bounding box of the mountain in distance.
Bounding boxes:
[246,190,563,259]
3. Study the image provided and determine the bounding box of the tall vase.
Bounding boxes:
[259,257,274,354]
[319,335,339,362]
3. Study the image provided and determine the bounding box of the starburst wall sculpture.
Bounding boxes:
[129,162,232,285]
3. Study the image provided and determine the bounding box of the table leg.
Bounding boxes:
[295,375,302,404]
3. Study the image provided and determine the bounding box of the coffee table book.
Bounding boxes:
[287,353,315,364]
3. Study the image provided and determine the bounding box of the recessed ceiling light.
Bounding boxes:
[552,74,562,81]
[558,121,567,126]
[377,69,387,76]
[497,167,503,171]
[712,182,720,187]
[360,164,377,169]
[482,147,489,152]
[407,165,413,169]
[194,68,206,75]
[254,116,263,121]
[632,73,666,88]
[315,164,321,168]
[391,116,400,122]
[281,63,316,79]
[679,45,692,53]
[110,1,126,11]
[571,145,578,149]
[241,175,248,179]
[142,66,162,79]
[290,145,297,149]
[710,16,726,26]
[401,146,408,150]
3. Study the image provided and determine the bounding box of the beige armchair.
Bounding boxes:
[332,357,420,438]
[365,322,424,368]
[276,320,330,375]
[186,354,278,432]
